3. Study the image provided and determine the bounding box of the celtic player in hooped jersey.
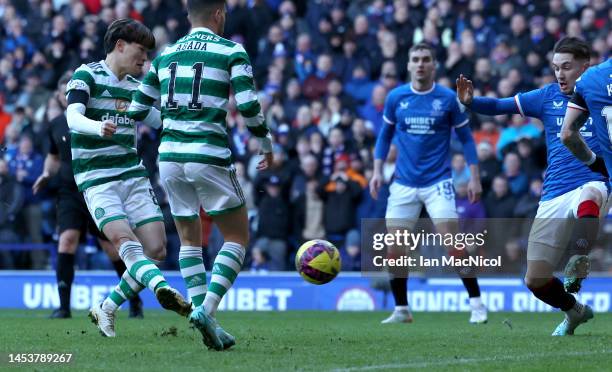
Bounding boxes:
[66,19,191,337]
[129,0,273,350]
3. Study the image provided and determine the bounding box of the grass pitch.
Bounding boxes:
[1,310,611,371]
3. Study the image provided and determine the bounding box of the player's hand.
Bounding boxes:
[456,74,474,105]
[369,172,384,200]
[467,178,483,203]
[588,156,610,179]
[32,172,51,195]
[100,120,117,138]
[257,152,273,171]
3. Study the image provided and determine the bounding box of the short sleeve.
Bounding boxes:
[514,88,544,118]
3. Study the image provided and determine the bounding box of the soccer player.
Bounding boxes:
[128,0,273,350]
[66,19,191,337]
[457,37,606,335]
[33,73,143,319]
[560,57,612,333]
[370,43,487,324]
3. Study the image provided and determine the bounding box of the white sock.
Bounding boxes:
[469,297,483,309]
[203,242,245,316]
[395,305,409,312]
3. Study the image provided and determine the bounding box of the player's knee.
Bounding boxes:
[524,275,547,292]
[146,240,167,262]
[58,231,80,253]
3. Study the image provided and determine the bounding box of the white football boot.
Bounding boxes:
[469,305,488,324]
[381,309,414,324]
[88,302,116,337]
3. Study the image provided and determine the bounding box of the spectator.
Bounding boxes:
[8,135,44,267]
[0,157,23,268]
[341,229,361,271]
[302,53,335,100]
[514,178,543,219]
[253,175,290,270]
[358,84,386,135]
[503,152,529,196]
[477,141,501,195]
[485,175,517,218]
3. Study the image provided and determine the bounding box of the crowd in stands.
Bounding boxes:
[0,0,611,273]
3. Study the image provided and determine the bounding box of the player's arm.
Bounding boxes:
[560,91,608,176]
[66,69,116,137]
[452,93,482,203]
[370,92,397,199]
[129,61,162,129]
[229,45,273,169]
[456,74,522,116]
[32,155,60,194]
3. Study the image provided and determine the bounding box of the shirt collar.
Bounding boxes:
[190,27,215,35]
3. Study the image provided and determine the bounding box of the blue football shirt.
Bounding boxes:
[383,83,468,187]
[515,83,606,200]
[569,59,612,182]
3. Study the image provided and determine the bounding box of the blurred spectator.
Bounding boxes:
[503,152,529,196]
[249,246,270,273]
[514,178,542,219]
[253,175,290,270]
[302,53,335,100]
[497,114,542,158]
[477,141,501,195]
[358,84,386,135]
[8,135,44,267]
[485,175,517,218]
[0,157,23,248]
[451,153,471,187]
[341,229,361,271]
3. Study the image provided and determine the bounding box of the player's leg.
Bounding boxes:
[123,176,190,316]
[381,182,420,324]
[188,164,246,350]
[51,228,80,318]
[159,162,208,308]
[526,196,592,335]
[50,192,88,319]
[564,182,608,293]
[423,179,486,323]
[99,236,144,318]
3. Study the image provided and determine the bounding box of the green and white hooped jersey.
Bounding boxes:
[66,61,147,191]
[129,27,269,167]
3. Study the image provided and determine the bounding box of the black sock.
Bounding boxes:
[56,253,75,311]
[531,277,576,311]
[461,277,481,298]
[111,259,127,278]
[390,277,408,307]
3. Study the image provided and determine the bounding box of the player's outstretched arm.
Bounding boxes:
[456,74,520,116]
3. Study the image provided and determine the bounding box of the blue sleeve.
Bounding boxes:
[469,96,520,116]
[450,96,469,128]
[455,125,478,165]
[514,88,545,118]
[374,122,395,161]
[382,90,398,125]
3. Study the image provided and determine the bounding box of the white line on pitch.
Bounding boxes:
[329,349,612,371]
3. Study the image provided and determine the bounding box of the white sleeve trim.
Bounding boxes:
[383,115,395,125]
[258,133,273,153]
[454,119,469,128]
[567,102,588,112]
[513,95,525,117]
[66,103,102,136]
[141,108,162,129]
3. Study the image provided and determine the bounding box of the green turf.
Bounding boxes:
[0,310,611,371]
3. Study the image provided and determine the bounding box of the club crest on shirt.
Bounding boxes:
[115,99,129,112]
[430,99,444,116]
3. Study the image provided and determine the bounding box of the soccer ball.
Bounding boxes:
[295,239,341,285]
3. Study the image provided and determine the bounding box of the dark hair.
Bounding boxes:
[553,37,590,61]
[103,19,155,54]
[187,0,226,20]
[409,42,436,61]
